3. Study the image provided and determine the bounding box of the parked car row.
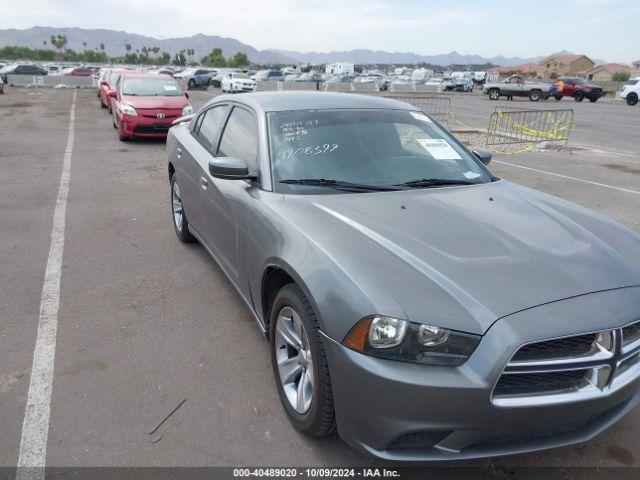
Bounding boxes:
[96,68,192,141]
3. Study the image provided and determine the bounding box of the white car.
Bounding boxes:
[221,72,257,93]
[619,77,639,106]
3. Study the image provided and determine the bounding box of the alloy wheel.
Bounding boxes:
[274,306,314,414]
[172,181,184,233]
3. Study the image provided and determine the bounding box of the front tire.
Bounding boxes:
[188,79,195,90]
[170,174,195,243]
[270,284,336,437]
[574,91,585,102]
[529,90,541,102]
[627,93,638,106]
[589,97,598,103]
[554,94,563,101]
[488,88,500,100]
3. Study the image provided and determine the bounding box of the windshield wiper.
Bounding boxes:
[395,178,479,188]
[280,178,400,192]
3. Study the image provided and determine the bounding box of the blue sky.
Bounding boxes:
[2,0,638,62]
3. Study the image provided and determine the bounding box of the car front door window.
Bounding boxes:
[217,107,258,173]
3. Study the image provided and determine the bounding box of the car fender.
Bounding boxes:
[245,195,406,342]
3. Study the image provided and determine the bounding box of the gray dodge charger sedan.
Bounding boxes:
[166,92,640,461]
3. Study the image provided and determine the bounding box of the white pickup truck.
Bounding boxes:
[484,75,552,102]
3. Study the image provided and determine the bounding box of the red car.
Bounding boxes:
[98,68,129,113]
[110,73,193,141]
[554,77,604,102]
[59,66,94,77]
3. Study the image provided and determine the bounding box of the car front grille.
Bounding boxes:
[512,333,597,361]
[492,321,640,407]
[494,369,588,397]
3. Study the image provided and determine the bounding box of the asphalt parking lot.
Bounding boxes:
[1,86,639,474]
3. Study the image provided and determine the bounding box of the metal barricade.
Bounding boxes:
[486,108,574,147]
[383,95,452,125]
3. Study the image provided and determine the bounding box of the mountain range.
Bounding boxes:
[0,27,607,67]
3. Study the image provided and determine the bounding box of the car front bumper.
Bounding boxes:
[119,114,174,138]
[322,287,640,462]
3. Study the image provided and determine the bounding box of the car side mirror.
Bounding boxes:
[209,157,255,180]
[108,90,117,98]
[473,150,492,165]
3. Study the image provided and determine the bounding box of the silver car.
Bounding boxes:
[166,92,640,461]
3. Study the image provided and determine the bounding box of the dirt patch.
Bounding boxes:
[0,102,33,109]
[605,445,636,466]
[60,359,107,377]
[603,163,640,175]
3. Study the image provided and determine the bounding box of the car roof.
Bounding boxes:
[206,91,418,113]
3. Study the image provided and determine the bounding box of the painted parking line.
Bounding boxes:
[16,90,77,480]
[493,160,640,196]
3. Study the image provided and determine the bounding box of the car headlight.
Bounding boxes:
[182,105,193,116]
[343,315,480,366]
[121,104,137,116]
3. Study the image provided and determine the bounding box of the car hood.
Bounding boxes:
[282,181,640,334]
[121,95,188,109]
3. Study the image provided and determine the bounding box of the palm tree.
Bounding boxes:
[83,41,87,49]
[125,43,132,53]
[100,43,105,51]
[42,40,47,46]
[152,46,160,61]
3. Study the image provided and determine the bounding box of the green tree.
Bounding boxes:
[49,34,68,58]
[160,51,171,65]
[202,47,226,67]
[172,50,186,66]
[227,52,249,68]
[612,71,631,82]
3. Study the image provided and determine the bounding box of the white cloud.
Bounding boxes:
[363,2,390,13]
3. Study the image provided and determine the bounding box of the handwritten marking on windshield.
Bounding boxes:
[281,120,319,142]
[278,144,339,160]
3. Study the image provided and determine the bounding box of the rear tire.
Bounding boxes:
[627,93,638,106]
[529,90,541,102]
[574,91,584,102]
[188,79,195,90]
[554,94,563,101]
[270,283,336,437]
[589,97,598,103]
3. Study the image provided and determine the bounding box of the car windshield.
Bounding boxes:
[268,109,492,194]
[627,79,639,86]
[122,78,183,96]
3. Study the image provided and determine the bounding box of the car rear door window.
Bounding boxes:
[197,105,229,151]
[217,107,258,170]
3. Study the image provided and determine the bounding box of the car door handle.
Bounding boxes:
[177,147,182,159]
[200,176,208,190]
